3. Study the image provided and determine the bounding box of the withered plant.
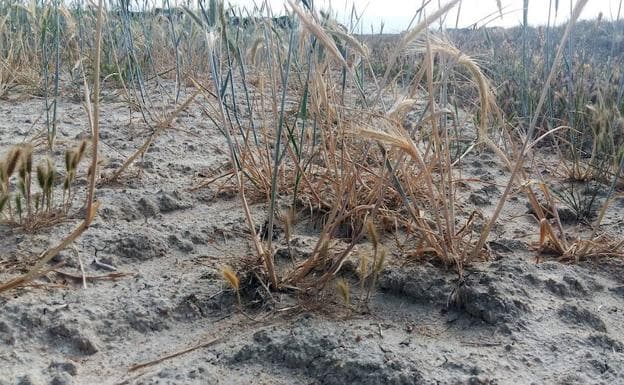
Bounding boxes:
[0,140,88,231]
[188,0,501,294]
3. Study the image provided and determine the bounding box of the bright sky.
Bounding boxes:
[225,0,623,32]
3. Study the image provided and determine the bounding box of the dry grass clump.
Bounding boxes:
[538,218,624,262]
[189,0,501,293]
[2,0,622,302]
[192,0,623,299]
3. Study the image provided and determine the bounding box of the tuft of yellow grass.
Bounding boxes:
[221,265,242,306]
[221,265,240,291]
[336,278,350,309]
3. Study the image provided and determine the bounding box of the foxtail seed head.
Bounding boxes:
[337,278,350,308]
[221,265,240,292]
[6,148,22,178]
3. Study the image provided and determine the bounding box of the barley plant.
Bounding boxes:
[0,140,87,230]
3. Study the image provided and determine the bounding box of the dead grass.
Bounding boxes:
[0,0,622,301]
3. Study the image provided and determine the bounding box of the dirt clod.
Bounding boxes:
[232,324,426,385]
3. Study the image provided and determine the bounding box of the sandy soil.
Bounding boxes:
[1,84,624,385]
